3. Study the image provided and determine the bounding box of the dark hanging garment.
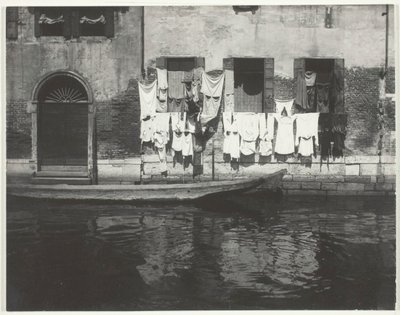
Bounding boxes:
[318,114,333,166]
[168,98,187,113]
[307,86,317,112]
[295,72,308,110]
[331,114,347,158]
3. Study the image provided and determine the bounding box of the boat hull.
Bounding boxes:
[7,170,286,201]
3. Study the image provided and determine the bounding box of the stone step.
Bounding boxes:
[31,177,92,185]
[36,171,88,178]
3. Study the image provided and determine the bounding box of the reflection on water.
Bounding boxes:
[7,195,395,310]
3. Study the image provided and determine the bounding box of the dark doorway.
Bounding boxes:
[37,75,89,172]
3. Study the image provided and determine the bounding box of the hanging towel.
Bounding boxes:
[275,99,294,117]
[295,113,320,157]
[236,112,259,156]
[223,112,232,155]
[274,116,296,155]
[170,112,186,153]
[229,115,241,160]
[186,115,196,134]
[153,113,171,139]
[258,113,272,156]
[140,116,155,142]
[305,71,317,86]
[182,132,193,157]
[295,72,308,110]
[138,80,157,120]
[224,70,234,95]
[156,68,168,89]
[168,71,185,99]
[200,72,225,125]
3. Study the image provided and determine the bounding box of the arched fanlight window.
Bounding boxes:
[38,75,89,103]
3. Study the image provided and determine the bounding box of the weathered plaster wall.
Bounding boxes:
[144,5,395,156]
[6,7,143,159]
[144,5,391,75]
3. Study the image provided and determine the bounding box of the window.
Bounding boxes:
[156,57,205,112]
[294,58,344,113]
[6,7,19,40]
[223,57,274,113]
[34,7,115,38]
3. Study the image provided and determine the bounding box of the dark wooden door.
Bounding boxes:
[38,103,88,167]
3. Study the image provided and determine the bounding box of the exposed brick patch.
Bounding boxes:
[6,100,31,158]
[345,67,380,155]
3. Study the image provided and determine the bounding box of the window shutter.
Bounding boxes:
[34,8,41,37]
[223,58,234,112]
[293,58,306,82]
[63,8,72,39]
[71,8,80,38]
[156,57,167,69]
[6,7,18,40]
[332,59,345,113]
[104,8,115,38]
[264,58,274,113]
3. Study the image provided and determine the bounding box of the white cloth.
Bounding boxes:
[200,72,225,125]
[224,94,234,112]
[274,116,296,155]
[140,116,155,142]
[153,113,171,145]
[223,112,232,154]
[258,113,272,156]
[224,70,234,95]
[236,112,259,156]
[156,68,168,89]
[275,99,294,117]
[182,132,193,157]
[295,113,320,156]
[138,80,157,120]
[187,115,196,133]
[170,112,186,153]
[229,116,240,159]
[305,71,316,87]
[192,81,200,103]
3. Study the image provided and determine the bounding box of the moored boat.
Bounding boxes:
[7,170,287,202]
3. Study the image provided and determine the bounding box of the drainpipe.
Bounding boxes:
[384,4,389,75]
[141,6,145,79]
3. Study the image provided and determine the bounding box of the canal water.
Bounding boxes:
[6,194,395,310]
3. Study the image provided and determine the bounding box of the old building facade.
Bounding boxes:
[6,5,396,193]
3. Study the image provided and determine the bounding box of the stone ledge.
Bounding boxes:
[344,175,371,183]
[337,183,365,191]
[301,182,321,190]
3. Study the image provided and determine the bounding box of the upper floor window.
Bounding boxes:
[34,7,115,38]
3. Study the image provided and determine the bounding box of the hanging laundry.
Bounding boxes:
[224,70,234,95]
[153,113,171,142]
[156,99,168,113]
[295,72,308,110]
[224,94,234,112]
[138,80,157,119]
[258,113,273,156]
[332,114,347,158]
[316,83,330,113]
[186,114,197,134]
[229,115,241,160]
[274,115,296,155]
[318,113,333,160]
[140,116,155,142]
[182,132,193,157]
[222,112,232,155]
[305,71,316,86]
[193,151,203,177]
[200,72,225,125]
[236,112,259,156]
[168,98,187,113]
[182,70,194,83]
[170,112,186,154]
[168,71,185,99]
[156,68,168,102]
[295,113,320,157]
[275,99,294,117]
[192,81,200,103]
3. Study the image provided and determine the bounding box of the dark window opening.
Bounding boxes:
[167,58,196,72]
[234,58,264,113]
[79,7,107,36]
[34,7,115,38]
[38,7,65,36]
[305,58,334,113]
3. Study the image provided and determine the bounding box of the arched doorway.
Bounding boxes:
[31,71,94,181]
